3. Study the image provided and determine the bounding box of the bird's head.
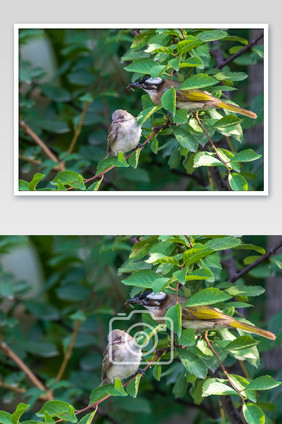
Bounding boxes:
[108,329,128,345]
[111,109,133,123]
[128,76,164,96]
[125,290,169,317]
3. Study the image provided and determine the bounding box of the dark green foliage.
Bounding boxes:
[18,28,264,191]
[0,235,281,424]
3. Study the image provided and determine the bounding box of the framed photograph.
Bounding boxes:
[15,24,268,195]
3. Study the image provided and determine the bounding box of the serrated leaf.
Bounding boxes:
[202,378,237,396]
[246,376,281,391]
[225,282,265,297]
[178,349,208,379]
[126,374,142,397]
[242,403,265,424]
[95,156,129,176]
[205,236,242,251]
[137,105,162,125]
[178,74,218,90]
[193,152,224,168]
[213,115,243,128]
[230,149,262,163]
[37,401,76,422]
[89,381,127,405]
[128,148,142,168]
[51,171,85,190]
[178,328,195,346]
[11,404,30,424]
[161,87,176,116]
[228,173,248,191]
[124,59,158,74]
[0,411,12,424]
[173,127,198,151]
[184,287,231,307]
[122,270,169,292]
[225,336,259,351]
[186,268,215,281]
[165,303,182,337]
[197,30,228,42]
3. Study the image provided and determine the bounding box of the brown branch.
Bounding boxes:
[0,381,53,402]
[230,239,282,283]
[19,121,65,171]
[204,333,243,397]
[218,31,264,70]
[19,155,63,173]
[55,319,83,382]
[67,101,90,155]
[0,341,53,400]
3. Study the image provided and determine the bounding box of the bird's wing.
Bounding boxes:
[182,305,226,321]
[107,123,118,154]
[176,89,215,103]
[101,345,112,383]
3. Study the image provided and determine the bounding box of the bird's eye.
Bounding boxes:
[117,336,121,341]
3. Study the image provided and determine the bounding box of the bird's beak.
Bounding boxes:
[127,81,141,91]
[125,296,142,306]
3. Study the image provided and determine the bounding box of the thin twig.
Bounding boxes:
[0,341,53,400]
[204,333,242,397]
[0,381,53,402]
[230,239,282,283]
[55,319,83,382]
[218,31,264,70]
[19,121,65,171]
[67,101,90,155]
[19,155,63,173]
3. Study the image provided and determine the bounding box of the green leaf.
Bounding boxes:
[193,152,224,168]
[165,303,182,337]
[37,401,76,422]
[184,287,231,307]
[19,180,31,191]
[114,378,128,395]
[77,410,97,424]
[168,57,181,71]
[179,57,204,68]
[124,59,159,74]
[225,282,265,297]
[128,148,142,168]
[183,247,214,266]
[197,30,228,42]
[51,171,85,190]
[137,105,162,125]
[40,85,71,102]
[0,412,12,424]
[242,403,265,424]
[186,268,215,281]
[95,156,129,176]
[153,365,162,381]
[178,349,208,379]
[178,328,195,346]
[225,336,259,351]
[213,115,243,128]
[28,173,45,191]
[228,173,248,191]
[202,378,237,396]
[214,70,248,82]
[161,87,176,116]
[178,74,218,90]
[121,270,169,292]
[126,374,142,397]
[89,382,127,405]
[246,376,281,391]
[173,127,198,151]
[205,236,242,251]
[87,179,103,191]
[173,374,188,398]
[230,149,262,163]
[173,109,188,124]
[11,404,30,424]
[78,93,94,103]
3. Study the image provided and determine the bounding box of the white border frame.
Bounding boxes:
[14,23,268,196]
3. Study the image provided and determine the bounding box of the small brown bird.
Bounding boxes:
[107,110,142,157]
[126,290,275,340]
[129,76,257,119]
[101,329,142,385]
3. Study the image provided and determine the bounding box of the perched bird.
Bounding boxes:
[107,109,142,157]
[129,76,257,119]
[126,290,275,340]
[101,329,142,385]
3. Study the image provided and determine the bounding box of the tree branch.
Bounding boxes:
[55,319,83,382]
[0,341,53,400]
[217,31,264,70]
[67,101,90,155]
[19,121,65,171]
[230,239,282,283]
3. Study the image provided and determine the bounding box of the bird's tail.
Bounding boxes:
[216,100,257,119]
[228,320,275,340]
